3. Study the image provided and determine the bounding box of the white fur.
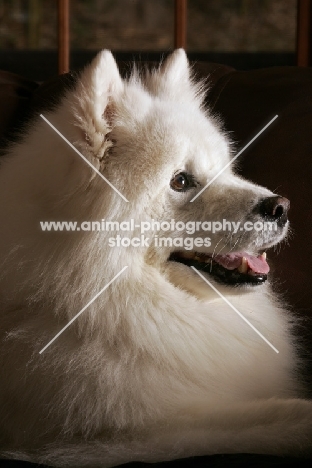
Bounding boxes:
[0,50,311,467]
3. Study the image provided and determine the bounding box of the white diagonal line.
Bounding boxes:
[39,266,128,354]
[40,114,129,202]
[190,115,278,202]
[191,267,279,353]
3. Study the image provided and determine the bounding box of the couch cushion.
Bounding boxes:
[0,70,38,138]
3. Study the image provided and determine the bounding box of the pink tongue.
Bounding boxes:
[213,252,269,274]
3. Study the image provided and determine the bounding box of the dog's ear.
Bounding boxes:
[160,48,190,88]
[146,49,205,106]
[71,50,123,162]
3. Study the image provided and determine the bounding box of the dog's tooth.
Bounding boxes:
[261,252,267,260]
[238,257,248,274]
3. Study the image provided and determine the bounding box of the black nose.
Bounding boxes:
[257,196,290,225]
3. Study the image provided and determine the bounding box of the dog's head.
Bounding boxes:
[61,50,288,296]
[0,50,289,306]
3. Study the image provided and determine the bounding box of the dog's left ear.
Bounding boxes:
[71,50,123,162]
[146,49,204,106]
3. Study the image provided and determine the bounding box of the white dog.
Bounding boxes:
[0,49,311,467]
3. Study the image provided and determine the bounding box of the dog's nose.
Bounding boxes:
[257,196,290,225]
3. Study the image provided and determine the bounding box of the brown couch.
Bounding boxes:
[0,62,311,468]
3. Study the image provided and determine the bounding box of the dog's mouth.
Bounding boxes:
[168,251,269,286]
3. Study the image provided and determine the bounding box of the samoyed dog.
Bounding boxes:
[0,50,311,467]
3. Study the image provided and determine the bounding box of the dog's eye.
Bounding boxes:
[170,172,195,192]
